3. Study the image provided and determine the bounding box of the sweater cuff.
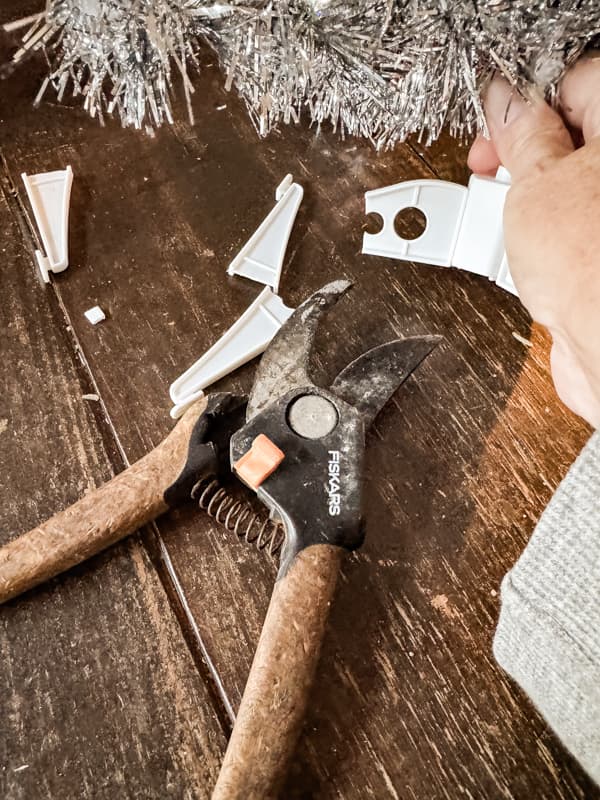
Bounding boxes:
[494,431,600,784]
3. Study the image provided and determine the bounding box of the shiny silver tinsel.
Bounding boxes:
[6,1,600,146]
[8,0,208,129]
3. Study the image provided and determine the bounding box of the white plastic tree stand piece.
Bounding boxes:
[84,306,106,325]
[21,166,74,283]
[363,180,468,267]
[362,166,518,296]
[169,287,294,419]
[226,174,303,292]
[495,254,517,295]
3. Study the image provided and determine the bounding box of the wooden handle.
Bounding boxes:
[212,543,343,800]
[0,398,207,604]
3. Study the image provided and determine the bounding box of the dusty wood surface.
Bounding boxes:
[1,2,599,798]
[0,127,226,800]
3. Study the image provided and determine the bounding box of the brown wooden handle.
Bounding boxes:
[0,398,207,604]
[212,543,343,800]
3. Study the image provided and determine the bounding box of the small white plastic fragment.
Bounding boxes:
[21,166,73,283]
[362,166,519,297]
[84,306,106,325]
[227,174,303,293]
[169,287,294,419]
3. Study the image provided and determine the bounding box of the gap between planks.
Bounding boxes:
[0,149,236,738]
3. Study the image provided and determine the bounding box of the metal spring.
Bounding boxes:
[192,479,285,558]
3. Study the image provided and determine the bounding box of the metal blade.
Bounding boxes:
[330,335,441,428]
[247,279,352,420]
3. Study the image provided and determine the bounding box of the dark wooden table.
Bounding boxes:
[1,5,598,799]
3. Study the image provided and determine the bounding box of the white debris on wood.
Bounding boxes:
[84,306,106,325]
[512,331,532,347]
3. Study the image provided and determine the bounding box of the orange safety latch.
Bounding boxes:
[233,434,285,490]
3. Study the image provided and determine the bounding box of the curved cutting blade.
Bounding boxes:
[247,279,352,420]
[330,335,441,428]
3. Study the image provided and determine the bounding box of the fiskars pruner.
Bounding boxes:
[0,280,440,798]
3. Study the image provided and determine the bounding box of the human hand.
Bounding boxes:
[468,57,600,428]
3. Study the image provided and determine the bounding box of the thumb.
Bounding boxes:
[484,76,574,181]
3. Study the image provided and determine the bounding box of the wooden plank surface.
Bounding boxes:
[1,5,599,798]
[0,167,227,798]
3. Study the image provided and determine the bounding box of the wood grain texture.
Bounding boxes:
[214,545,342,799]
[0,398,207,603]
[0,74,226,799]
[1,3,599,798]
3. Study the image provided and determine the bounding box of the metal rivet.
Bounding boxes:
[287,395,338,439]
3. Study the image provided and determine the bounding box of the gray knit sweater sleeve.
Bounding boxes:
[494,431,600,783]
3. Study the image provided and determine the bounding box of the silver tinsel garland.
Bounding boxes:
[6,1,600,146]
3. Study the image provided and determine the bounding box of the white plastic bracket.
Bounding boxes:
[22,166,73,283]
[169,287,294,419]
[362,167,517,296]
[227,174,303,293]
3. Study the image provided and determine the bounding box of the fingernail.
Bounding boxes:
[484,77,528,137]
[559,54,600,140]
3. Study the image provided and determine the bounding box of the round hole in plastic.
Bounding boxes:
[364,211,384,235]
[393,207,427,240]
